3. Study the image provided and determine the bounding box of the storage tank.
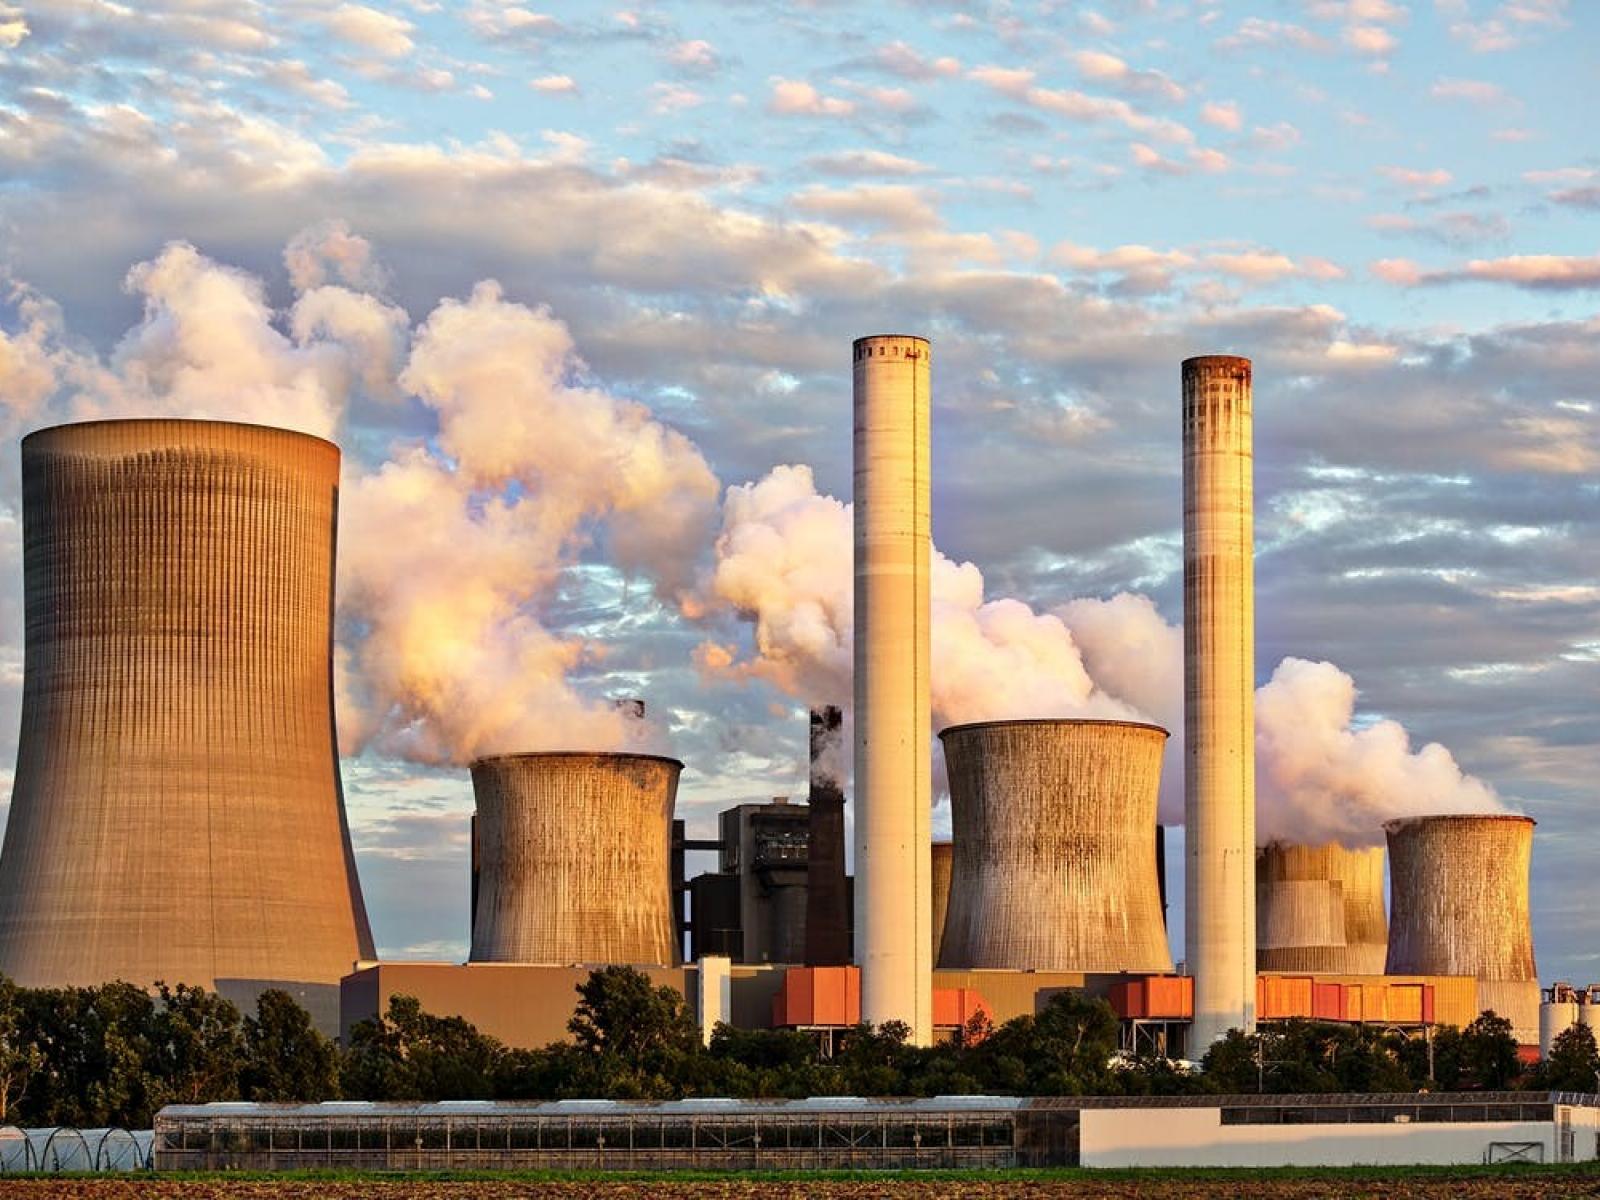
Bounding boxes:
[938,719,1172,972]
[469,752,682,965]
[1384,814,1538,1043]
[1541,983,1579,1058]
[0,420,374,1030]
[1256,841,1388,975]
[931,840,952,967]
[1578,984,1600,1041]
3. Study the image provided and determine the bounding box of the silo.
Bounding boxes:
[469,752,681,965]
[1580,985,1600,1042]
[931,840,952,967]
[1541,983,1579,1059]
[1256,841,1388,975]
[938,720,1172,973]
[1183,354,1256,1047]
[0,420,374,1028]
[1385,814,1538,1043]
[853,333,933,1044]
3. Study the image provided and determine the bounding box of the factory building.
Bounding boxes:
[804,706,851,968]
[937,719,1172,974]
[469,752,681,966]
[0,419,374,1030]
[852,334,933,1044]
[1385,814,1540,1044]
[1182,354,1258,1049]
[1256,841,1388,976]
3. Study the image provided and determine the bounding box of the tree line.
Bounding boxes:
[0,966,1590,1128]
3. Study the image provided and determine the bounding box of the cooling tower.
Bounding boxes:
[1256,841,1388,975]
[805,706,850,967]
[853,334,932,1044]
[931,840,952,968]
[1183,354,1257,1047]
[1385,814,1538,1043]
[469,752,681,966]
[0,419,374,1028]
[937,720,1173,973]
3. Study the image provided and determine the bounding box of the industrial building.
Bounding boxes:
[1385,814,1540,1044]
[852,333,934,1045]
[1256,841,1388,975]
[937,719,1171,974]
[470,752,681,967]
[0,419,374,1030]
[156,1093,1600,1171]
[1182,354,1258,1049]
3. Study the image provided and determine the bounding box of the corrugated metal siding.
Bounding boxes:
[938,721,1172,974]
[0,420,373,1014]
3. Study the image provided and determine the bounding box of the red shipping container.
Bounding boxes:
[1312,982,1343,1021]
[1421,984,1435,1025]
[1146,975,1193,1018]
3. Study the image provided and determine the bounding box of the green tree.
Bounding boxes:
[241,990,339,1101]
[968,993,1119,1095]
[569,966,700,1065]
[151,982,245,1106]
[1459,1010,1521,1090]
[19,982,161,1127]
[340,994,503,1100]
[1537,1023,1600,1092]
[0,977,42,1122]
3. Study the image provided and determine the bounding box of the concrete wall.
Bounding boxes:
[0,419,374,1031]
[1082,1106,1572,1168]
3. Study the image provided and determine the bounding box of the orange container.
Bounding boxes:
[1146,975,1193,1018]
[771,966,861,1027]
[933,988,991,1032]
[1388,983,1423,1024]
[1259,975,1313,1019]
[1312,982,1344,1021]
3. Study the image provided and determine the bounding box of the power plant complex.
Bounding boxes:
[0,344,1551,1062]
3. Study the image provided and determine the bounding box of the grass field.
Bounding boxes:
[2,1165,1600,1197]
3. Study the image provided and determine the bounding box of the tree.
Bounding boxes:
[1537,1023,1600,1093]
[341,994,503,1100]
[151,982,245,1106]
[968,993,1120,1095]
[0,977,42,1122]
[242,990,339,1101]
[569,966,701,1066]
[1459,1011,1521,1090]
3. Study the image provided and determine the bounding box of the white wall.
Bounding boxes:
[1082,1106,1563,1168]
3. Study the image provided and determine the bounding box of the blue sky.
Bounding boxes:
[0,0,1595,984]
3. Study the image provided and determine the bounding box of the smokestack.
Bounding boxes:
[469,751,682,966]
[0,420,375,1027]
[938,719,1173,972]
[853,333,932,1044]
[1256,841,1388,975]
[1385,814,1538,1043]
[1183,354,1257,1047]
[931,840,952,968]
[805,706,850,966]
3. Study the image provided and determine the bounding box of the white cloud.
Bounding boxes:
[766,78,855,117]
[1201,100,1243,131]
[323,4,416,57]
[530,74,578,94]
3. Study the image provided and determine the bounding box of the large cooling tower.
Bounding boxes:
[1183,354,1257,1047]
[853,334,932,1044]
[938,720,1173,973]
[1256,841,1388,975]
[931,840,952,967]
[1385,814,1538,1042]
[0,420,374,1026]
[469,752,681,966]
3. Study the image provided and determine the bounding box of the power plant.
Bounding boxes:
[1384,814,1539,1043]
[0,419,374,1028]
[1182,354,1257,1048]
[852,333,933,1045]
[469,752,681,966]
[1257,842,1388,976]
[937,720,1172,973]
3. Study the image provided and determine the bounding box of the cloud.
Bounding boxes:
[1130,142,1230,176]
[1070,50,1186,103]
[322,4,416,58]
[1379,165,1454,190]
[1200,101,1243,131]
[530,74,578,94]
[1215,18,1330,52]
[1429,77,1510,104]
[666,39,718,74]
[766,78,854,117]
[1374,252,1600,290]
[868,40,960,80]
[969,66,1194,144]
[807,149,930,177]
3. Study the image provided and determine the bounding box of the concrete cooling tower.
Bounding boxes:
[0,420,374,1028]
[937,719,1172,973]
[1256,841,1388,975]
[1385,814,1538,1043]
[469,752,682,966]
[931,840,952,968]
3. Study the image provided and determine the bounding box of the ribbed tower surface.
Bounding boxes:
[469,752,682,966]
[930,840,952,969]
[1256,841,1388,975]
[0,420,374,1027]
[1385,814,1539,1042]
[937,719,1173,973]
[1182,354,1257,1047]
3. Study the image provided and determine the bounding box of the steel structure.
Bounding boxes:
[937,719,1173,973]
[1182,354,1257,1047]
[852,334,932,1044]
[1256,841,1388,975]
[1384,814,1539,1043]
[0,419,374,1026]
[469,752,681,966]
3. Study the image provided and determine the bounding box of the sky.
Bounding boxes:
[0,0,1595,983]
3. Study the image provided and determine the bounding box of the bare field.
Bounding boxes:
[2,1172,1600,1199]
